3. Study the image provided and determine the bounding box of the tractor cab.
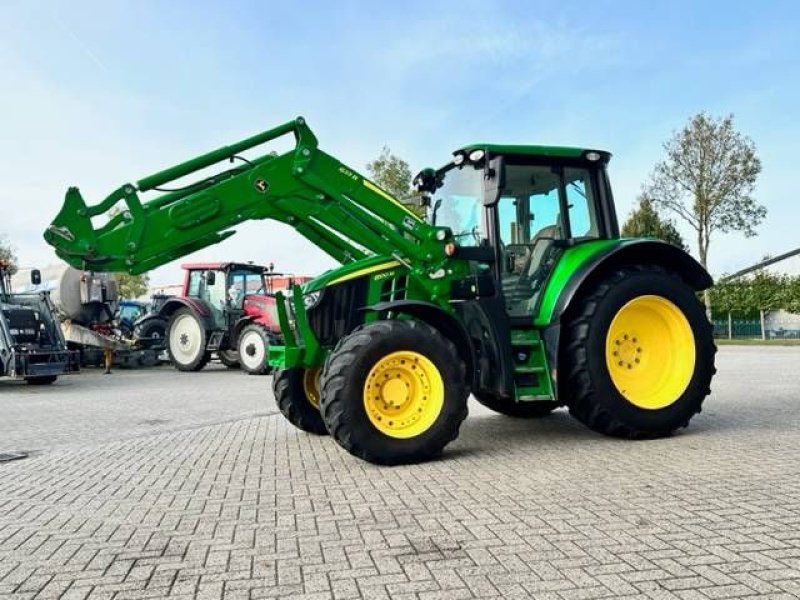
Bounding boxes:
[417,146,617,323]
[181,262,278,330]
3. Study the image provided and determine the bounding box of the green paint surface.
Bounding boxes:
[535,239,621,326]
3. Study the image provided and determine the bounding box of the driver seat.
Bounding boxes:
[525,224,560,278]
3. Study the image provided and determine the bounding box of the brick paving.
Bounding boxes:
[1,346,799,599]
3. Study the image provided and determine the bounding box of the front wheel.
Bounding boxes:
[167,308,210,372]
[320,320,468,465]
[273,367,327,434]
[237,324,272,375]
[561,266,716,438]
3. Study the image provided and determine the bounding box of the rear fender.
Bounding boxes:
[541,239,712,400]
[158,297,216,332]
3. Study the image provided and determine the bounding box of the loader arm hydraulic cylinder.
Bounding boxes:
[44,117,442,275]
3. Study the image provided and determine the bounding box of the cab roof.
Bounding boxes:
[457,144,611,164]
[181,262,270,272]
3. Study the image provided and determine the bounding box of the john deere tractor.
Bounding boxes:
[44,117,715,464]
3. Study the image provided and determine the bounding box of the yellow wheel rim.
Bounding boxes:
[363,351,444,439]
[605,295,695,410]
[302,367,322,410]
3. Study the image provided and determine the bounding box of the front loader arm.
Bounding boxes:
[45,117,441,275]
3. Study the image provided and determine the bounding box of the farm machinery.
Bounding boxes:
[150,262,284,374]
[0,261,78,383]
[18,265,163,369]
[45,116,716,464]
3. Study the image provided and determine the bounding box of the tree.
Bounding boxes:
[366,146,423,215]
[0,235,18,274]
[116,271,150,299]
[709,270,800,319]
[643,112,765,317]
[621,196,687,251]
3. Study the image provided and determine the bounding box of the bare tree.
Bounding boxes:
[643,113,765,316]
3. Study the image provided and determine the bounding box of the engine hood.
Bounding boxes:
[302,256,405,293]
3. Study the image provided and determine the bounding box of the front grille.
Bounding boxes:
[307,278,368,347]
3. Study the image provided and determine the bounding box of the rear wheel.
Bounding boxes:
[217,349,240,369]
[561,266,715,438]
[25,375,57,385]
[273,367,327,434]
[320,320,468,465]
[167,308,210,372]
[474,392,558,418]
[237,324,271,375]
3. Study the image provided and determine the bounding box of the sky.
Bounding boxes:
[1,0,799,285]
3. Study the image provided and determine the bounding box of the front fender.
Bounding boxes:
[363,300,476,388]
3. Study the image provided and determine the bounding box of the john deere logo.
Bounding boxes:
[254,178,269,193]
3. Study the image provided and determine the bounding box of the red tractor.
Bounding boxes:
[157,262,291,374]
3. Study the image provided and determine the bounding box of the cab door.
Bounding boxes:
[493,163,601,321]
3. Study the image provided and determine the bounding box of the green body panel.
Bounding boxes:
[534,239,621,326]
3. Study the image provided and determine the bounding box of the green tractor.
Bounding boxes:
[44,117,715,465]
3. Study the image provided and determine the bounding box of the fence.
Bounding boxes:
[712,310,800,340]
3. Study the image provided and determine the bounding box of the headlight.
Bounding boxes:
[468,149,485,162]
[303,291,322,309]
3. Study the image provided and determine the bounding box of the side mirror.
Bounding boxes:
[205,271,216,286]
[412,168,440,194]
[31,269,41,285]
[484,155,505,206]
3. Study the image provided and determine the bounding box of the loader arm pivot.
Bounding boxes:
[45,117,440,275]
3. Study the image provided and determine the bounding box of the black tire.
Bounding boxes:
[134,318,167,350]
[139,350,159,368]
[320,320,468,465]
[474,392,558,418]
[167,308,210,372]
[25,375,58,385]
[561,266,716,439]
[237,323,272,375]
[217,349,240,369]
[273,368,328,435]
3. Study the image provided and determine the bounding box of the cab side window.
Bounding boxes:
[188,271,204,297]
[565,168,598,238]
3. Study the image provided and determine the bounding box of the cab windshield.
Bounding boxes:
[429,165,484,247]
